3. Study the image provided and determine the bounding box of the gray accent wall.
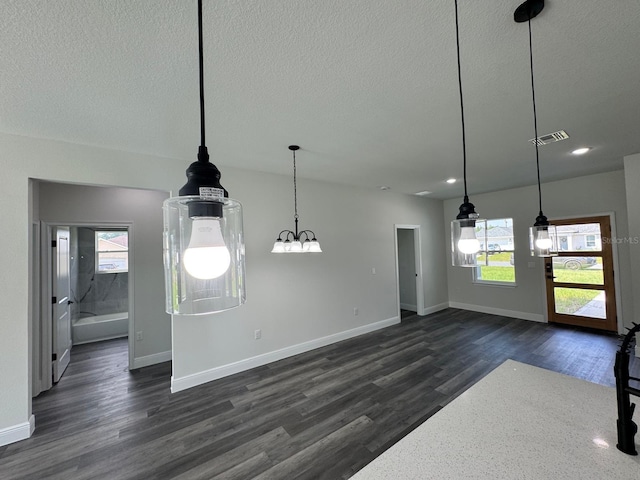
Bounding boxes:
[445,170,633,331]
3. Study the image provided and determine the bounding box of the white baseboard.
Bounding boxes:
[420,302,449,316]
[0,415,35,447]
[448,301,544,323]
[400,303,417,312]
[132,350,172,369]
[171,316,400,393]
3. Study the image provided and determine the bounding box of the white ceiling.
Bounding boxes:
[2,0,639,199]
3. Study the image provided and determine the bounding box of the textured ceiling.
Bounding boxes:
[2,0,639,199]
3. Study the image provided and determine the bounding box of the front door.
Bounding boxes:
[52,227,72,382]
[544,216,617,332]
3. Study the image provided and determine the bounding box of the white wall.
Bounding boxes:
[445,170,633,329]
[0,132,185,445]
[170,167,448,389]
[0,132,448,444]
[623,153,640,354]
[36,182,170,363]
[397,229,417,310]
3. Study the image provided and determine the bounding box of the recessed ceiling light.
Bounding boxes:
[378,185,391,190]
[446,178,456,184]
[415,190,432,196]
[571,147,591,155]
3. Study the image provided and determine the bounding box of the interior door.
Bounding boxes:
[52,227,72,382]
[544,216,617,332]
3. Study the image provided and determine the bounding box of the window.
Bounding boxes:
[586,235,596,248]
[474,218,515,285]
[95,230,128,273]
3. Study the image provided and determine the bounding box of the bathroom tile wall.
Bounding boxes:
[74,227,128,317]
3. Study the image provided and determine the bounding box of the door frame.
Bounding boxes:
[37,221,135,393]
[540,212,623,333]
[394,225,424,319]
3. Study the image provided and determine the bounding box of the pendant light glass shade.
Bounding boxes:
[529,214,558,257]
[449,0,484,267]
[164,195,245,314]
[451,201,487,267]
[162,0,246,315]
[515,0,557,258]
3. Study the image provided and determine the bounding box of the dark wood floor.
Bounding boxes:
[1,309,635,479]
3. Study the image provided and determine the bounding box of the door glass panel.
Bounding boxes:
[552,256,603,285]
[556,223,602,252]
[554,287,606,319]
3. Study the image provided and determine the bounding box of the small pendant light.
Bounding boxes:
[162,0,246,315]
[271,146,322,254]
[515,0,558,257]
[450,0,486,267]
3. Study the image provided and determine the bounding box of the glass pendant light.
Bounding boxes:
[271,146,322,254]
[515,0,558,257]
[450,0,486,267]
[163,0,246,315]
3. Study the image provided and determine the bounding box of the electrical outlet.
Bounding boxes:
[354,307,359,316]
[254,329,262,340]
[136,331,143,341]
[371,267,376,275]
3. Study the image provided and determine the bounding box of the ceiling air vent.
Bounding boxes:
[529,130,569,146]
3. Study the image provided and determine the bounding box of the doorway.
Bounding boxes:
[544,215,618,332]
[38,223,133,393]
[395,225,424,319]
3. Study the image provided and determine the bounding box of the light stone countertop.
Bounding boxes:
[351,359,640,479]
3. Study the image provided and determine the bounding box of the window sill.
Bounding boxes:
[473,280,517,288]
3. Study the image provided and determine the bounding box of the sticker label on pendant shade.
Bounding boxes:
[199,187,224,200]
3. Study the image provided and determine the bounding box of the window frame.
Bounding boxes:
[95,230,129,274]
[473,218,517,287]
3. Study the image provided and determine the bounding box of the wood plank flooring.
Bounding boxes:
[0,308,634,479]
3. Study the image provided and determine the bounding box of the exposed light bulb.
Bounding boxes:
[458,226,480,254]
[535,229,552,249]
[183,217,231,279]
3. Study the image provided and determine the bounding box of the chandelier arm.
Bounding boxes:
[283,231,295,241]
[454,0,468,199]
[276,229,293,240]
[299,230,317,240]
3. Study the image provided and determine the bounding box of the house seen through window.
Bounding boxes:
[474,218,515,285]
[96,230,128,273]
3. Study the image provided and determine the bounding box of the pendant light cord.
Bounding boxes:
[454,0,468,200]
[528,17,543,214]
[198,0,206,152]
